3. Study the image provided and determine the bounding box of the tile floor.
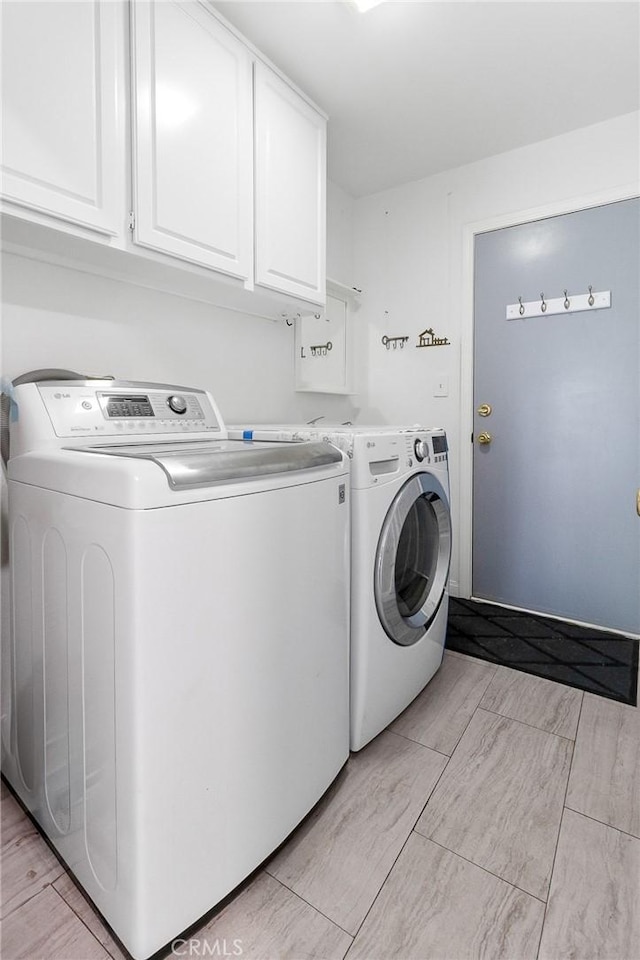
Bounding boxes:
[2,651,639,960]
[446,597,639,705]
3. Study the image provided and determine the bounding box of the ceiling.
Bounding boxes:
[213,1,640,197]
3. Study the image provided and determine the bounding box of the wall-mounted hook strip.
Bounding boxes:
[310,341,333,357]
[381,335,409,350]
[506,289,611,320]
[280,311,301,327]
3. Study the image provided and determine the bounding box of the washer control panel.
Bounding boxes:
[100,391,205,423]
[36,382,224,440]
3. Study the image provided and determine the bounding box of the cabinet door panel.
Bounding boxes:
[255,63,326,304]
[295,294,352,394]
[1,0,122,235]
[131,0,252,278]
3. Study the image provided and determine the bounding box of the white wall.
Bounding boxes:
[295,178,360,422]
[352,111,640,592]
[1,255,295,417]
[0,180,358,655]
[326,179,355,288]
[0,179,358,417]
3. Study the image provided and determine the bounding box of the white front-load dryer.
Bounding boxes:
[229,424,452,750]
[348,428,451,749]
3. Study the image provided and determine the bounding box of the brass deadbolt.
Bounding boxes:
[477,403,492,417]
[477,432,492,446]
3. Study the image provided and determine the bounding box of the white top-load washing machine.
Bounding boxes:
[230,424,452,750]
[3,380,350,959]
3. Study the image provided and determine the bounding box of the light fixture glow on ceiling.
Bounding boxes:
[352,0,386,13]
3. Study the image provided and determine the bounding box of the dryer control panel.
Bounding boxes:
[410,432,448,465]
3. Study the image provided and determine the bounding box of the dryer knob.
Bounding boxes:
[167,395,188,414]
[414,439,429,462]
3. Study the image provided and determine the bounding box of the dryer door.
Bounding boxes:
[374,472,451,646]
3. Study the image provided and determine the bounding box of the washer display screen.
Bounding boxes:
[106,396,154,418]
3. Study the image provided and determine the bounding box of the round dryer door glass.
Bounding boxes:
[374,472,451,646]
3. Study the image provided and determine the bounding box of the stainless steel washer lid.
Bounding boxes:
[73,439,342,489]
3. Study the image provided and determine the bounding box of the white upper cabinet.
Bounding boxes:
[254,63,326,306]
[131,0,253,279]
[1,1,326,313]
[0,0,123,236]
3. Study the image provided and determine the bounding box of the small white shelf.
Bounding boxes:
[326,277,362,300]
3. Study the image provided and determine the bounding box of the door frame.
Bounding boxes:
[457,181,640,599]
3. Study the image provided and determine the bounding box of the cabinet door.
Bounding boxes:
[131,0,253,279]
[254,63,326,305]
[295,294,352,394]
[1,1,123,236]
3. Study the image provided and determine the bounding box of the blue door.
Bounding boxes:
[473,198,640,635]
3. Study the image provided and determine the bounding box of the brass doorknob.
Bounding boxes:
[477,432,492,445]
[477,403,492,417]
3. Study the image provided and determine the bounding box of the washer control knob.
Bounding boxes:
[167,395,188,415]
[414,438,429,462]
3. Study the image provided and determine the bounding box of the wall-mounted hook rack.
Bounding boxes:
[304,341,332,357]
[280,310,302,327]
[506,288,611,320]
[382,335,409,350]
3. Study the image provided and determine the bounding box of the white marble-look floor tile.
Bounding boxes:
[390,653,496,755]
[538,809,640,960]
[1,886,110,959]
[416,709,572,900]
[168,871,351,960]
[1,784,65,919]
[566,692,640,838]
[443,648,486,662]
[347,832,544,960]
[53,873,129,960]
[479,665,583,739]
[267,730,447,935]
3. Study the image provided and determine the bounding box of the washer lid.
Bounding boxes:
[73,439,342,489]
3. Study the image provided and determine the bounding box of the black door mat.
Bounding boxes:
[446,597,639,707]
